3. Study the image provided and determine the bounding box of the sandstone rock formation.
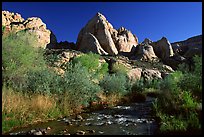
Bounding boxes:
[171,35,202,58]
[2,10,57,48]
[78,32,108,55]
[142,69,162,81]
[131,43,158,62]
[151,37,174,60]
[127,68,142,82]
[76,12,138,55]
[113,27,138,53]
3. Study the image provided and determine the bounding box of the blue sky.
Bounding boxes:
[2,2,202,43]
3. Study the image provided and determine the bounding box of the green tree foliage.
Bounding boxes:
[99,73,129,95]
[2,31,47,91]
[62,63,101,107]
[71,52,108,79]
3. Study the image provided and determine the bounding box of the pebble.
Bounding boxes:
[33,131,43,135]
[98,131,104,134]
[76,130,85,135]
[46,127,51,130]
[76,115,83,120]
[86,129,95,133]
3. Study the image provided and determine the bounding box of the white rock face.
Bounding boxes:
[76,12,139,55]
[151,37,174,60]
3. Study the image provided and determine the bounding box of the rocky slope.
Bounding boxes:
[2,10,202,79]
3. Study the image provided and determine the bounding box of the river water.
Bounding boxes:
[5,96,158,135]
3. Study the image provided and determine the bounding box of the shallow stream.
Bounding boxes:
[5,96,158,135]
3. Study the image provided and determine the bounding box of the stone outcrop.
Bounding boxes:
[151,37,174,60]
[127,68,142,82]
[76,12,138,55]
[76,12,118,55]
[131,42,158,62]
[113,27,138,53]
[171,35,202,58]
[77,32,108,55]
[142,69,162,81]
[2,10,57,48]
[2,10,24,26]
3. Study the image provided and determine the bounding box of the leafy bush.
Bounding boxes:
[179,55,202,97]
[26,69,61,94]
[99,73,129,95]
[61,63,101,107]
[71,52,100,72]
[71,52,108,79]
[111,62,128,74]
[2,31,47,91]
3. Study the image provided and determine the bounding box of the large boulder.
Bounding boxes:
[113,27,138,53]
[2,10,57,49]
[142,69,162,81]
[151,37,174,60]
[127,68,142,82]
[131,43,158,62]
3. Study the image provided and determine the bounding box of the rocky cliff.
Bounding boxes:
[2,10,57,48]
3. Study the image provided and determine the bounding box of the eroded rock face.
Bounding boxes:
[171,35,202,58]
[76,12,138,55]
[132,43,158,62]
[76,12,118,55]
[142,69,162,81]
[113,27,138,53]
[78,32,108,55]
[151,37,174,60]
[2,10,57,48]
[2,10,24,26]
[127,68,142,82]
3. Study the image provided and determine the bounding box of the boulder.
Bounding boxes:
[131,43,158,62]
[142,69,162,81]
[151,37,174,60]
[114,27,138,53]
[127,68,142,82]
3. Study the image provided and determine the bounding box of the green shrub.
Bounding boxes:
[159,71,183,92]
[26,69,61,94]
[99,73,129,95]
[62,63,101,107]
[159,114,187,132]
[71,52,108,79]
[71,52,100,72]
[179,55,202,97]
[111,62,128,74]
[2,31,47,91]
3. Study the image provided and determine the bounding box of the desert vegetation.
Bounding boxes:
[2,27,202,135]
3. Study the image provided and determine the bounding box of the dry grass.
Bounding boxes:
[2,86,62,133]
[95,92,123,107]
